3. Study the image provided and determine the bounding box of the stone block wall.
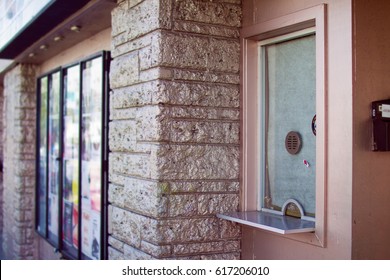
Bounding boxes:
[0,85,3,241]
[2,65,38,259]
[108,0,242,259]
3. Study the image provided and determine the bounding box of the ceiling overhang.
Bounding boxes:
[0,0,94,59]
[0,0,115,82]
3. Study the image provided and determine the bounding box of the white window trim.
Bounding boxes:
[239,4,327,247]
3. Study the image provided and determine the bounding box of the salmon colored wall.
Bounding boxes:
[352,0,390,259]
[39,28,111,75]
[241,0,353,259]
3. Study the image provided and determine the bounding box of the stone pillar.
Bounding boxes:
[2,65,38,259]
[108,0,241,259]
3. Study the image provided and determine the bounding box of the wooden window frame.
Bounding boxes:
[240,5,328,247]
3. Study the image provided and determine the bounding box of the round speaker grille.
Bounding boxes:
[285,131,301,155]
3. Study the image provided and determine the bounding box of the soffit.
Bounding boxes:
[0,0,115,82]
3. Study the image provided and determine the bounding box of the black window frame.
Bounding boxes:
[35,51,110,260]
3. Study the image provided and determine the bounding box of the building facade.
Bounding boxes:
[0,0,389,260]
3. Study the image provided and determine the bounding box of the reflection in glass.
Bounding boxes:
[37,77,48,235]
[264,35,316,217]
[47,71,60,245]
[81,57,102,259]
[62,65,80,257]
[37,52,107,259]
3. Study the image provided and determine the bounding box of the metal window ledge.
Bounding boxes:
[217,211,315,234]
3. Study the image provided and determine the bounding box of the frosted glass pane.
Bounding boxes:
[264,35,316,216]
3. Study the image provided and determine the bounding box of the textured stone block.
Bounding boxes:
[13,142,35,156]
[198,194,239,215]
[19,64,37,76]
[111,1,128,36]
[138,214,160,243]
[14,159,35,177]
[140,240,171,257]
[110,107,137,120]
[153,81,240,108]
[168,181,239,193]
[154,144,239,180]
[14,227,27,244]
[13,125,36,143]
[112,31,153,58]
[139,67,173,82]
[109,120,137,152]
[174,0,241,27]
[224,239,241,252]
[112,80,240,110]
[108,236,125,252]
[15,194,34,210]
[159,32,240,73]
[110,52,139,89]
[166,106,240,121]
[173,241,225,255]
[15,92,36,108]
[109,206,142,247]
[110,82,156,109]
[108,184,125,207]
[168,194,198,217]
[21,176,35,189]
[112,0,161,40]
[200,252,240,260]
[169,120,239,144]
[157,217,220,243]
[107,0,242,260]
[139,34,161,71]
[13,210,24,223]
[121,178,168,217]
[136,105,163,141]
[219,219,241,239]
[109,152,151,178]
[124,244,156,260]
[173,21,240,38]
[109,172,127,186]
[14,108,36,121]
[108,246,125,260]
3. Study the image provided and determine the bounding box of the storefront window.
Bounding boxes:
[36,52,110,260]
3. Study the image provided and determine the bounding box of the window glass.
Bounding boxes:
[36,52,109,259]
[47,71,61,244]
[37,76,48,235]
[62,65,80,258]
[81,57,103,259]
[263,34,316,217]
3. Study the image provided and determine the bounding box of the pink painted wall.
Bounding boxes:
[241,0,354,259]
[352,0,390,259]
